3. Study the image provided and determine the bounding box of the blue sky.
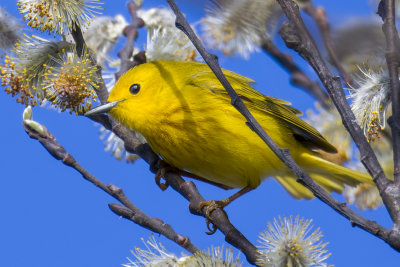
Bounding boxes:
[1,0,399,266]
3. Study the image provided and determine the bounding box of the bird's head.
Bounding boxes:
[85,62,167,131]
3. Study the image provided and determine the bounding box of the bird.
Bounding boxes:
[85,60,372,208]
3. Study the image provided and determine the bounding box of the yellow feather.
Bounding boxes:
[107,61,372,199]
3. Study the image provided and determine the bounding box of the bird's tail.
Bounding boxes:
[275,153,373,199]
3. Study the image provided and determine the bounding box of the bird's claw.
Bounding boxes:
[155,170,168,191]
[199,199,229,235]
[205,219,217,235]
[200,199,229,215]
[155,160,173,191]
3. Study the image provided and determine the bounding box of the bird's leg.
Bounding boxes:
[200,186,254,234]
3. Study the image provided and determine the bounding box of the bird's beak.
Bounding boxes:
[84,100,124,116]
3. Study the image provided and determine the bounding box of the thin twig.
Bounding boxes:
[378,0,400,185]
[261,37,331,108]
[115,0,145,80]
[108,203,197,253]
[22,119,199,254]
[277,0,400,250]
[301,0,356,88]
[166,0,400,253]
[70,23,85,57]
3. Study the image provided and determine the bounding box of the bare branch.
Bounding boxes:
[108,203,198,253]
[277,0,400,250]
[378,0,400,185]
[115,0,145,80]
[70,23,85,58]
[22,119,199,255]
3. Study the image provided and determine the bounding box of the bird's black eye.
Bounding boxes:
[129,83,141,95]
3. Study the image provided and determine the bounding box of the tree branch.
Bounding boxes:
[277,0,400,250]
[22,119,199,254]
[107,202,198,253]
[115,0,145,80]
[379,0,400,186]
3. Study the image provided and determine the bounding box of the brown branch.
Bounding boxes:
[22,119,199,255]
[300,0,356,88]
[165,0,400,254]
[261,37,331,109]
[164,176,259,264]
[277,0,400,250]
[70,23,85,58]
[115,0,145,80]
[379,0,400,186]
[108,203,197,253]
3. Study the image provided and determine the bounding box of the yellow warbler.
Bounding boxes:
[86,61,371,200]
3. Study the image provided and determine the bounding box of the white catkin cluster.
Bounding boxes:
[201,0,282,58]
[82,15,128,65]
[124,236,242,267]
[257,216,331,267]
[17,0,103,34]
[348,65,392,141]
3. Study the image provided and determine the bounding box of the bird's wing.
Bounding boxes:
[187,70,337,153]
